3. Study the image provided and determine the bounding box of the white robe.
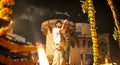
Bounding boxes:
[52,28,65,65]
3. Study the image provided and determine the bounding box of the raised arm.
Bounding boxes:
[61,19,68,30]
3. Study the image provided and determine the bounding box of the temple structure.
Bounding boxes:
[41,19,93,65]
[41,19,110,65]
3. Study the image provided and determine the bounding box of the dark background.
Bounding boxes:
[11,0,120,64]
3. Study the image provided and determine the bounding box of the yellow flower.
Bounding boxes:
[0,8,12,18]
[1,0,15,5]
[0,2,4,9]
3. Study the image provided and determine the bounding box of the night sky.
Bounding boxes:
[11,0,120,64]
[12,0,118,43]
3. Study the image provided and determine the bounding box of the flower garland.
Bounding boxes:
[0,54,34,65]
[0,0,15,36]
[80,0,88,14]
[107,0,120,46]
[80,0,100,65]
[0,37,35,53]
[88,0,99,64]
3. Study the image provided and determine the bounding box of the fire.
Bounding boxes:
[36,42,49,65]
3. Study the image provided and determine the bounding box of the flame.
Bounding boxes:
[36,42,49,65]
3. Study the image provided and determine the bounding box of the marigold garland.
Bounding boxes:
[80,0,100,65]
[0,0,15,6]
[0,26,10,36]
[0,54,34,65]
[0,37,36,53]
[107,0,120,46]
[0,0,15,36]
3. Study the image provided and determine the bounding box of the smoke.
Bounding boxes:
[20,5,50,22]
[55,10,70,17]
[12,4,51,44]
[19,5,72,22]
[12,1,74,44]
